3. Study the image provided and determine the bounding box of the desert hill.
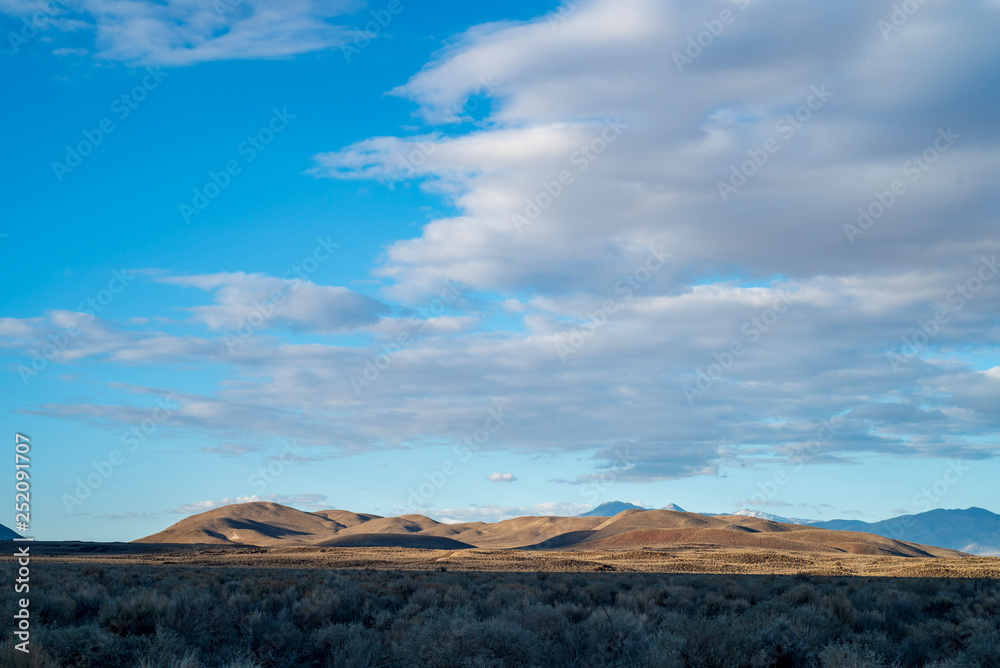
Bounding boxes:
[529,510,946,557]
[135,502,964,558]
[311,509,382,529]
[134,502,344,546]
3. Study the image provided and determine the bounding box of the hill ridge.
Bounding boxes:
[134,502,967,558]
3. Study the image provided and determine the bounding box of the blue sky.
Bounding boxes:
[1,0,999,542]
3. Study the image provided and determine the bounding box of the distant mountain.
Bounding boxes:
[577,502,690,517]
[731,509,820,525]
[0,523,22,540]
[577,501,648,517]
[814,508,1000,556]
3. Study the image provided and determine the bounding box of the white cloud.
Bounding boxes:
[1,0,360,65]
[17,264,1000,473]
[8,0,1000,492]
[166,492,328,515]
[486,472,517,482]
[159,272,389,333]
[436,502,590,524]
[315,0,1000,300]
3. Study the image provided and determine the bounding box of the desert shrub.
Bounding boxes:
[241,607,308,666]
[818,640,887,668]
[759,616,817,667]
[308,623,384,668]
[677,615,765,668]
[962,626,1000,665]
[33,591,77,627]
[781,583,819,607]
[99,588,170,636]
[820,593,858,628]
[135,628,190,667]
[878,589,924,629]
[393,607,542,667]
[33,624,143,667]
[12,564,1000,667]
[68,579,109,620]
[583,607,652,667]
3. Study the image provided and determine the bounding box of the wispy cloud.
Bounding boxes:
[1,0,360,65]
[159,271,389,333]
[166,493,328,515]
[436,502,590,524]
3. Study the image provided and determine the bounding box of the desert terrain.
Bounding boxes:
[6,502,1000,666]
[17,502,999,578]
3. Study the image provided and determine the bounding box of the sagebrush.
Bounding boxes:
[2,564,999,667]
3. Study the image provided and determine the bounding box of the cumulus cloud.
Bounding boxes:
[9,0,1000,492]
[317,0,1000,299]
[486,472,517,482]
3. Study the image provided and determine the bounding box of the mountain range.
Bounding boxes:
[577,503,1000,556]
[813,508,1000,556]
[135,501,969,559]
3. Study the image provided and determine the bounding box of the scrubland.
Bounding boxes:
[2,563,999,667]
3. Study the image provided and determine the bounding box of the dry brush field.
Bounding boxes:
[2,555,1000,668]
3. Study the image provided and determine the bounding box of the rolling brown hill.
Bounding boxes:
[134,502,342,546]
[134,502,966,558]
